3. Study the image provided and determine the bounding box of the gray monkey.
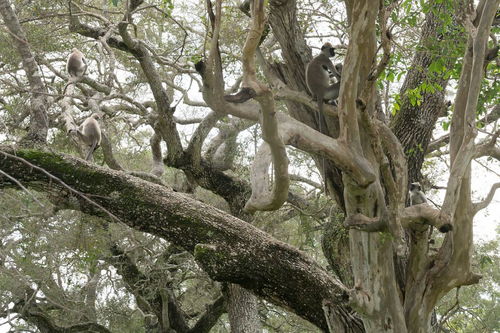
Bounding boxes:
[409,182,427,206]
[306,43,342,115]
[67,48,87,78]
[75,113,101,161]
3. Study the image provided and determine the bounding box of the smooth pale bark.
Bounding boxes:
[331,1,407,332]
[403,1,498,332]
[6,0,492,331]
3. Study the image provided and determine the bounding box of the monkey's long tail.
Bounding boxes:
[85,142,98,161]
[317,101,328,195]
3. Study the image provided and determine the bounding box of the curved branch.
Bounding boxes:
[441,0,499,228]
[244,92,290,212]
[222,0,290,212]
[100,132,124,171]
[473,182,500,214]
[185,111,223,167]
[198,97,375,187]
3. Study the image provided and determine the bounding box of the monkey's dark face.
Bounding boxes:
[409,183,421,192]
[321,43,335,57]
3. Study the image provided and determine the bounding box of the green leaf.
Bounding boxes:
[442,121,450,131]
[387,71,395,82]
[479,255,493,268]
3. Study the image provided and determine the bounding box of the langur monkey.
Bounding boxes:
[306,43,342,116]
[409,182,427,206]
[63,48,87,95]
[67,48,87,77]
[75,113,101,161]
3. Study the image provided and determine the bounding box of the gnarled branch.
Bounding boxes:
[0,146,352,331]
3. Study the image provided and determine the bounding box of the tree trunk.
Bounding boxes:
[339,1,407,331]
[391,1,461,184]
[0,0,48,145]
[227,284,262,333]
[403,1,498,331]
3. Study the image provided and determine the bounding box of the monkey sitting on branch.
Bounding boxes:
[306,42,342,115]
[62,48,87,95]
[409,182,427,206]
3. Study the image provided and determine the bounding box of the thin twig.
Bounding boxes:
[0,169,45,207]
[0,151,122,223]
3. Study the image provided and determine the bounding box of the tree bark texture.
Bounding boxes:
[227,284,261,333]
[0,147,355,331]
[390,2,461,184]
[403,1,498,332]
[268,0,346,209]
[0,0,48,144]
[330,1,407,331]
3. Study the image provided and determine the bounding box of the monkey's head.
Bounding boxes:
[321,42,335,57]
[409,182,421,192]
[91,113,102,120]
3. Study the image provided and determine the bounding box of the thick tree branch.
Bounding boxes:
[186,111,223,167]
[401,204,453,233]
[194,78,376,188]
[440,0,499,228]
[244,95,290,212]
[0,147,351,331]
[343,213,387,232]
[100,132,124,171]
[150,129,165,177]
[228,0,290,212]
[390,2,463,183]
